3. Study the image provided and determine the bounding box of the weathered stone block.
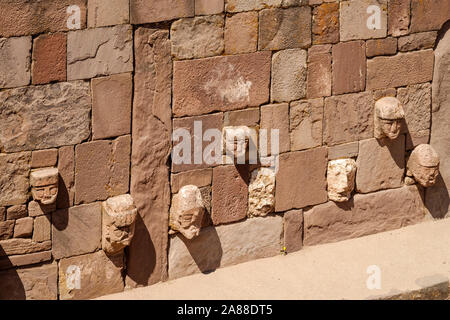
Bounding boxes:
[397,83,431,134]
[75,136,130,204]
[290,98,323,151]
[410,0,450,32]
[248,168,276,217]
[226,0,282,12]
[0,221,14,240]
[328,142,359,160]
[67,25,133,80]
[398,32,438,52]
[261,103,290,155]
[332,41,366,95]
[28,201,55,218]
[196,0,224,15]
[6,205,27,220]
[307,46,332,99]
[171,15,224,60]
[366,38,397,57]
[33,215,51,243]
[32,33,66,85]
[356,137,405,193]
[304,186,426,246]
[14,217,33,238]
[312,2,339,44]
[259,7,312,51]
[367,50,435,90]
[224,11,258,54]
[224,108,260,127]
[271,49,307,103]
[31,149,58,169]
[327,159,357,202]
[275,148,328,212]
[57,146,75,209]
[173,52,270,117]
[0,36,31,89]
[130,0,194,24]
[0,239,51,256]
[0,152,31,206]
[388,0,410,36]
[0,207,4,221]
[171,169,212,194]
[88,0,129,27]
[0,251,51,271]
[283,209,303,253]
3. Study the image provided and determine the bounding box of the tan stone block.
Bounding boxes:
[28,201,55,218]
[366,38,397,58]
[312,2,339,44]
[212,165,249,225]
[367,50,435,90]
[307,47,332,98]
[410,0,450,33]
[67,25,133,80]
[0,239,51,257]
[290,98,323,151]
[283,209,303,253]
[57,146,75,209]
[33,215,51,243]
[275,148,328,212]
[388,0,410,36]
[0,221,14,240]
[13,217,33,238]
[397,83,431,134]
[332,41,366,95]
[327,158,357,202]
[0,36,31,89]
[171,169,212,194]
[130,0,194,24]
[32,33,66,85]
[356,137,405,193]
[224,108,259,127]
[328,142,359,160]
[398,32,438,52]
[173,52,271,117]
[248,168,276,217]
[261,103,290,155]
[59,251,124,300]
[31,149,58,169]
[171,15,224,60]
[0,251,52,271]
[196,0,224,15]
[373,88,397,101]
[406,130,430,151]
[0,152,31,206]
[226,0,283,12]
[225,12,258,55]
[323,92,374,146]
[52,203,102,259]
[6,205,27,220]
[0,207,5,221]
[88,0,129,27]
[75,136,130,204]
[92,73,132,140]
[304,186,426,246]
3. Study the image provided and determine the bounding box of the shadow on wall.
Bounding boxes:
[0,247,26,300]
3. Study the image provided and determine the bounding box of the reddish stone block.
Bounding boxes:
[410,0,450,32]
[6,205,27,220]
[388,0,410,36]
[32,33,66,85]
[171,169,212,194]
[398,32,438,52]
[283,209,303,253]
[13,217,33,238]
[312,2,339,44]
[0,221,14,240]
[332,41,366,95]
[224,108,260,127]
[307,47,332,98]
[130,0,194,24]
[57,146,74,209]
[225,12,258,54]
[260,103,290,155]
[31,149,58,169]
[366,38,397,58]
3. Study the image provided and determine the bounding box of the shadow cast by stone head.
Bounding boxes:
[0,246,26,300]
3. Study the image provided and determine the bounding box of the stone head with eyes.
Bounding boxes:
[407,144,440,188]
[374,97,405,140]
[30,168,59,205]
[327,159,357,202]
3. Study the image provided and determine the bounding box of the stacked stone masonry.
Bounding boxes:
[0,0,449,299]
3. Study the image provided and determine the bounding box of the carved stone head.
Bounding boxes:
[222,126,258,162]
[102,194,137,255]
[374,97,405,140]
[30,168,59,205]
[169,185,205,240]
[327,159,357,202]
[407,144,440,188]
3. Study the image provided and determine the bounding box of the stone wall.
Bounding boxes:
[0,0,448,299]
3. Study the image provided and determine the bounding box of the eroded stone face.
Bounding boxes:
[407,144,440,188]
[248,168,276,217]
[374,97,405,140]
[222,126,258,162]
[327,159,357,202]
[102,194,137,255]
[30,168,59,205]
[170,185,205,240]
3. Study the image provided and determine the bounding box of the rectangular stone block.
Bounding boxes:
[275,148,328,212]
[397,83,431,134]
[225,11,258,55]
[0,207,4,221]
[32,33,66,85]
[398,32,438,52]
[388,0,410,36]
[261,103,290,155]
[6,205,27,220]
[224,108,259,127]
[0,152,31,206]
[31,149,58,169]
[332,41,366,95]
[28,201,55,218]
[168,216,283,279]
[52,203,102,260]
[328,142,359,160]
[0,221,14,240]
[226,0,283,12]
[13,217,33,238]
[57,146,75,209]
[307,47,332,98]
[356,137,405,194]
[366,38,397,57]
[312,2,339,45]
[33,215,51,243]
[0,36,31,89]
[0,251,52,271]
[290,98,323,151]
[304,186,426,246]
[410,0,450,33]
[171,169,212,194]
[283,209,303,253]
[367,50,434,90]
[0,239,51,257]
[67,25,133,80]
[130,0,194,24]
[173,52,270,117]
[0,81,91,153]
[196,0,224,15]
[88,0,129,27]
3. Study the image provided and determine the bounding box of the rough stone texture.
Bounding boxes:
[13,217,33,238]
[260,103,290,155]
[367,50,435,90]
[290,98,323,151]
[32,33,66,85]
[0,36,31,89]
[92,73,132,140]
[59,251,124,300]
[323,92,374,146]
[33,215,51,243]
[0,262,57,300]
[75,136,130,204]
[366,38,397,57]
[0,152,31,207]
[271,49,307,102]
[327,159,357,202]
[0,207,4,221]
[196,0,224,15]
[224,108,259,127]
[340,0,388,41]
[0,221,14,240]
[31,149,58,169]
[173,52,270,117]
[248,168,276,217]
[224,12,258,54]
[67,25,133,80]
[0,239,51,256]
[410,0,450,33]
[212,165,249,225]
[259,7,312,51]
[28,201,55,218]
[283,209,303,253]
[356,137,405,194]
[328,142,359,160]
[312,2,339,45]
[397,83,431,134]
[130,0,194,24]
[304,186,426,246]
[0,251,51,271]
[88,0,129,27]
[52,203,102,260]
[171,169,212,194]
[0,81,91,153]
[171,15,224,60]
[168,216,283,279]
[57,146,75,209]
[226,0,283,12]
[6,205,27,220]
[275,148,328,212]
[406,130,430,151]
[373,88,397,101]
[0,0,87,37]
[127,27,172,288]
[388,0,410,36]
[307,46,332,98]
[332,41,366,95]
[398,32,438,52]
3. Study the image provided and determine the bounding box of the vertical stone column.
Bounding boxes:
[126,27,172,287]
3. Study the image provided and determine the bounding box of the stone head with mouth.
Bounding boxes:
[374,97,405,140]
[30,168,59,205]
[407,144,440,188]
[327,159,357,202]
